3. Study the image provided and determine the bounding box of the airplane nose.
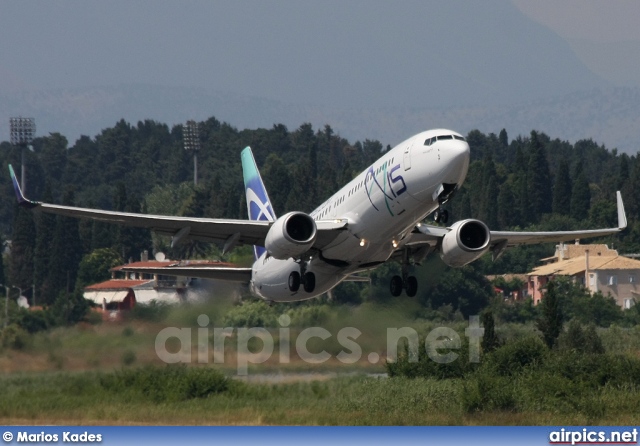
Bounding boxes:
[453,141,470,161]
[444,140,470,184]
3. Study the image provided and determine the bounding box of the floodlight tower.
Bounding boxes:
[183,120,201,186]
[9,117,36,193]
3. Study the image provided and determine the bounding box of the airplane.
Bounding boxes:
[10,128,627,302]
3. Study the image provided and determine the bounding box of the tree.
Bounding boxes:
[570,162,591,221]
[481,310,500,353]
[552,159,572,215]
[34,184,57,304]
[45,190,84,304]
[497,182,518,228]
[482,176,499,229]
[75,248,123,290]
[498,128,508,148]
[425,264,493,317]
[9,205,36,292]
[526,131,552,220]
[537,281,563,348]
[478,155,499,228]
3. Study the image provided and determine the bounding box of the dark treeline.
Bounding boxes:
[1,118,639,311]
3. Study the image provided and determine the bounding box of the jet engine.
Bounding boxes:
[264,211,317,259]
[440,219,491,267]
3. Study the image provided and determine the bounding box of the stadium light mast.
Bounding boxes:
[183,120,201,186]
[9,117,36,193]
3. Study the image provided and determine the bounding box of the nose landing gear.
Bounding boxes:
[433,208,449,224]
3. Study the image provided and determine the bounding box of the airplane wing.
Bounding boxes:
[119,264,253,282]
[409,191,627,260]
[9,165,347,251]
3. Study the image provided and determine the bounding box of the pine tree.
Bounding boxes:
[552,159,572,215]
[537,281,564,349]
[45,190,84,304]
[497,182,518,228]
[481,310,500,353]
[34,184,57,304]
[570,162,591,221]
[9,205,36,292]
[482,176,499,229]
[498,128,508,148]
[526,131,552,221]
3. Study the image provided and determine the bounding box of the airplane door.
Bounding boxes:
[403,144,412,171]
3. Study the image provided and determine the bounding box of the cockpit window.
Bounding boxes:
[425,134,466,145]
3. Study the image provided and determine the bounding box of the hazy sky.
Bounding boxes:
[514,0,640,86]
[1,0,639,97]
[1,1,640,148]
[514,0,640,42]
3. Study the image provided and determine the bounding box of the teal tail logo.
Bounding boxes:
[241,147,276,260]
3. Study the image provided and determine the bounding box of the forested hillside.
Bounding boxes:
[1,118,639,308]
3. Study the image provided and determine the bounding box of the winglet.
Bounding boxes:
[617,191,627,230]
[8,164,39,208]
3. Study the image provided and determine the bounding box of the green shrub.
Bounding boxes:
[15,309,49,333]
[486,336,546,376]
[222,301,278,327]
[461,370,517,413]
[386,335,477,379]
[100,365,232,402]
[287,305,331,326]
[121,350,137,366]
[0,324,30,350]
[129,300,171,322]
[558,320,605,354]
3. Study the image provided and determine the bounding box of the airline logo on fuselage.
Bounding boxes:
[365,163,407,216]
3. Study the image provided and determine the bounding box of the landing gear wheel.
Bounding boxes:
[405,276,418,297]
[303,272,316,293]
[390,275,403,297]
[288,271,301,292]
[434,208,449,224]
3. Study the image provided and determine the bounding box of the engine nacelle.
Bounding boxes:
[264,211,317,259]
[440,219,491,267]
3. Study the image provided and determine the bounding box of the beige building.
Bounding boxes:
[527,243,639,309]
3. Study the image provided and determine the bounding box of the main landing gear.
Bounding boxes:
[288,261,316,293]
[390,249,418,297]
[390,274,418,297]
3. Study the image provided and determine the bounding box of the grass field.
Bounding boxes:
[0,367,639,425]
[2,301,640,425]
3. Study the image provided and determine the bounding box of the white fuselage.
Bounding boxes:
[250,129,470,301]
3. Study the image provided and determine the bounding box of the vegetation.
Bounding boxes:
[1,118,640,424]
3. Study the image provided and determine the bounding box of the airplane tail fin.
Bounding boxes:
[241,147,276,260]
